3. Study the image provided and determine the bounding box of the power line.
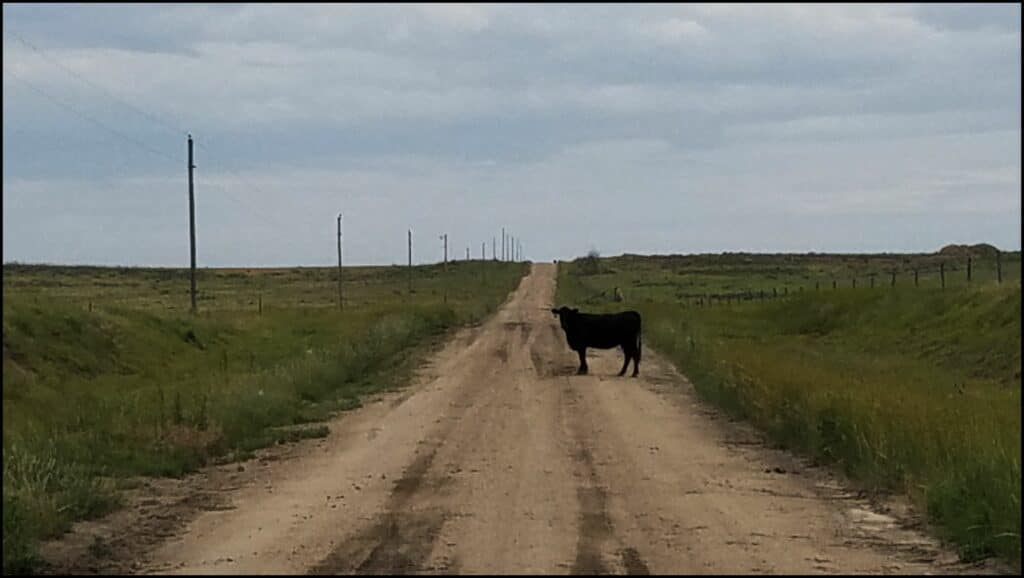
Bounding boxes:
[193,165,358,265]
[4,68,179,163]
[5,30,344,265]
[2,124,164,179]
[6,29,190,138]
[194,141,332,237]
[5,88,323,261]
[6,28,327,237]
[4,101,320,263]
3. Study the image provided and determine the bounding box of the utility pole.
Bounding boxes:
[492,236,496,261]
[187,134,197,314]
[441,233,448,271]
[408,229,413,293]
[502,228,506,261]
[466,247,470,261]
[481,242,485,260]
[336,213,343,311]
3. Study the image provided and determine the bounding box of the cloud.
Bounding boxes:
[2,3,1021,265]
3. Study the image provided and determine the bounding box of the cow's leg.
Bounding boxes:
[576,348,588,375]
[632,334,642,377]
[618,346,630,377]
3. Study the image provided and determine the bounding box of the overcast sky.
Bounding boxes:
[3,3,1021,266]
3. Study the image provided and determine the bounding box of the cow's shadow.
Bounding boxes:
[547,361,637,378]
[532,359,582,378]
[548,364,582,377]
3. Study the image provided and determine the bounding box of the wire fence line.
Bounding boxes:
[679,257,1021,308]
[574,253,1021,309]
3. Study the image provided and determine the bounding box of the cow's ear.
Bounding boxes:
[571,308,579,314]
[550,308,559,317]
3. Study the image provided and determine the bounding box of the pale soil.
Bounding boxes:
[38,263,1006,575]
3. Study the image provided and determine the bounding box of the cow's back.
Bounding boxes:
[574,311,641,349]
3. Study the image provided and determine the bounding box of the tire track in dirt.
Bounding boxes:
[309,318,533,574]
[309,440,447,575]
[554,362,654,576]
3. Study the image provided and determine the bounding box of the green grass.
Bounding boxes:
[557,253,1021,567]
[2,260,527,574]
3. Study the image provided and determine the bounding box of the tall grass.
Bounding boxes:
[558,257,1021,566]
[2,261,527,573]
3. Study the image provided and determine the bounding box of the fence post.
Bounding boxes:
[891,270,896,287]
[259,294,262,316]
[772,287,777,298]
[870,274,875,289]
[784,287,788,296]
[997,251,1002,283]
[815,281,820,291]
[853,278,857,289]
[832,279,837,290]
[914,269,919,287]
[88,301,93,312]
[967,257,972,284]
[940,262,945,289]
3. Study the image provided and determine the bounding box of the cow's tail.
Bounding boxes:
[636,324,643,363]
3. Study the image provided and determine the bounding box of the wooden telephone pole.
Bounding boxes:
[342,213,350,311]
[441,234,448,271]
[187,134,197,314]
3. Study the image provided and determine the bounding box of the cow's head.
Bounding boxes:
[550,306,579,331]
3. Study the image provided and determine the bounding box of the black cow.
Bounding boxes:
[551,306,641,377]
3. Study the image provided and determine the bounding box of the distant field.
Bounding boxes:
[557,251,1021,566]
[562,249,1021,304]
[2,260,528,574]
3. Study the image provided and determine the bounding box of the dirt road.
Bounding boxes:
[43,263,996,575]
